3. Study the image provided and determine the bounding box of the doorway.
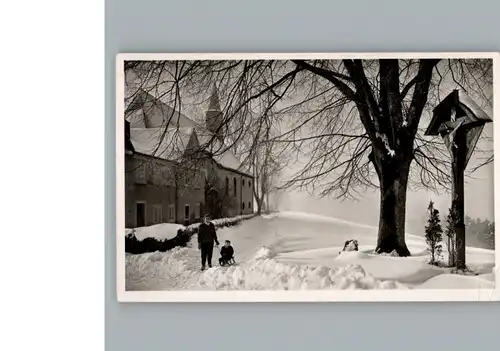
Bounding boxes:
[136,202,146,227]
[184,204,190,225]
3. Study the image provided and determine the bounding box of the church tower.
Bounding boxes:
[205,84,224,142]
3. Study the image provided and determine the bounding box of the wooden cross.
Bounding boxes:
[425,90,492,270]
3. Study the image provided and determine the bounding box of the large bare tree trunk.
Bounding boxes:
[373,153,412,256]
[256,196,263,215]
[266,191,270,212]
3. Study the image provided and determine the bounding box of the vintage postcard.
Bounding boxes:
[116,53,499,302]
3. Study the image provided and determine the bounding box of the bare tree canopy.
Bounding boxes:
[124,58,493,256]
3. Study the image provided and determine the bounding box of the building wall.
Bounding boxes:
[215,167,239,217]
[176,171,205,225]
[125,154,177,228]
[125,154,206,228]
[240,173,254,215]
[214,166,254,217]
[125,153,252,229]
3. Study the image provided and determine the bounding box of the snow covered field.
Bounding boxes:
[125,212,496,291]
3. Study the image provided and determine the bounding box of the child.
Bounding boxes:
[219,240,235,266]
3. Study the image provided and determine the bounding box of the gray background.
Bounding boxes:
[105,1,499,350]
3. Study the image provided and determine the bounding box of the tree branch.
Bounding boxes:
[291,60,356,100]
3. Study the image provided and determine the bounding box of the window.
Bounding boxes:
[195,203,201,219]
[233,178,237,197]
[135,163,147,184]
[184,205,190,220]
[160,166,173,186]
[168,204,175,222]
[194,174,201,190]
[249,180,252,188]
[242,202,245,210]
[152,205,163,224]
[242,179,245,187]
[248,202,251,209]
[152,164,162,185]
[225,177,229,196]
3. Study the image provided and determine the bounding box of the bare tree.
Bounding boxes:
[124,58,493,256]
[234,96,291,215]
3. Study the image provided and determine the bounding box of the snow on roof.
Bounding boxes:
[457,90,493,123]
[130,127,193,161]
[125,89,201,130]
[426,89,492,136]
[214,151,245,172]
[131,124,251,174]
[124,73,251,175]
[196,131,251,175]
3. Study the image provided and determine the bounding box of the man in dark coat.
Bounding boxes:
[198,215,219,270]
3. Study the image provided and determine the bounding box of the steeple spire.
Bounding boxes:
[205,84,224,142]
[207,84,221,112]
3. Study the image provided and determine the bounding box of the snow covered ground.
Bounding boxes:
[125,223,184,241]
[125,212,496,291]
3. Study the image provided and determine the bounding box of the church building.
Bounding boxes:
[124,84,254,228]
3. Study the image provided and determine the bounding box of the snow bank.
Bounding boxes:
[252,246,277,260]
[126,247,196,290]
[197,247,407,290]
[126,242,408,291]
[183,214,256,233]
[277,211,376,229]
[262,212,280,219]
[125,223,184,241]
[126,214,257,241]
[125,214,258,255]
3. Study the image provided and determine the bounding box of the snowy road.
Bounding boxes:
[125,212,496,291]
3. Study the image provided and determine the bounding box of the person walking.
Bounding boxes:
[198,215,219,270]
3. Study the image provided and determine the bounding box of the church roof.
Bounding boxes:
[196,131,249,173]
[125,88,252,176]
[130,127,193,162]
[125,88,200,130]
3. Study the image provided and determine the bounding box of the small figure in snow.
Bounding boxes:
[198,215,220,271]
[339,239,359,254]
[219,240,235,266]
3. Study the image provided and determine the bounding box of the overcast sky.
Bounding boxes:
[275,99,494,235]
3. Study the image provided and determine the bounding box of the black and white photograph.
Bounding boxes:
[117,53,498,301]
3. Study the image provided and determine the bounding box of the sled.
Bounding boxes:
[219,257,236,267]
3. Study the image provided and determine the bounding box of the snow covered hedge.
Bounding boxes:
[125,213,257,254]
[182,214,257,236]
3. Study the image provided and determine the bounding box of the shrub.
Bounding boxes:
[425,201,444,266]
[125,213,258,254]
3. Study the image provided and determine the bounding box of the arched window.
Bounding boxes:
[249,180,252,188]
[248,202,251,209]
[242,202,245,210]
[242,179,245,187]
[233,177,237,197]
[225,177,229,196]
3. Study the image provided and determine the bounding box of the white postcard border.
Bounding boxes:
[115,52,500,302]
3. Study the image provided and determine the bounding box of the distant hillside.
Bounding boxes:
[464,216,495,250]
